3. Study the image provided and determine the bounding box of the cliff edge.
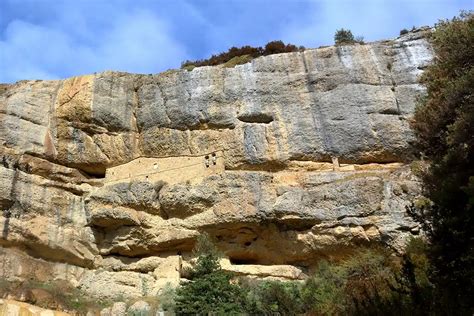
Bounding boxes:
[0,30,433,300]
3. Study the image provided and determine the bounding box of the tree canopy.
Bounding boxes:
[174,233,244,315]
[334,28,355,44]
[411,11,474,313]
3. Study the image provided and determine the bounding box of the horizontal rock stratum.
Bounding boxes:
[0,29,432,301]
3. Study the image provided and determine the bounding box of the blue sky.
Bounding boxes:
[0,0,472,83]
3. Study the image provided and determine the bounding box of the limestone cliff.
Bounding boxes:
[0,30,432,301]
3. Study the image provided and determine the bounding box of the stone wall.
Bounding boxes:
[105,151,224,185]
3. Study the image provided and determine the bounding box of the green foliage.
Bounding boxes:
[181,40,300,70]
[399,238,433,304]
[263,40,298,55]
[386,61,393,71]
[0,278,109,313]
[174,233,244,315]
[241,279,304,315]
[302,249,407,315]
[400,28,409,35]
[334,28,355,44]
[190,232,222,277]
[409,160,429,178]
[222,54,253,68]
[181,63,195,71]
[157,283,177,313]
[302,260,346,315]
[411,11,474,313]
[238,246,432,315]
[355,36,365,44]
[334,29,365,45]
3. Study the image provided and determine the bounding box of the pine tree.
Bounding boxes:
[174,233,244,315]
[334,28,355,45]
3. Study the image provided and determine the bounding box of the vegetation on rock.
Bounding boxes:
[174,233,244,315]
[0,279,109,313]
[181,40,301,70]
[334,28,364,45]
[400,28,409,35]
[170,235,432,315]
[410,11,474,314]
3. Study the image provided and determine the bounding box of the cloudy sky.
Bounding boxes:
[0,0,471,83]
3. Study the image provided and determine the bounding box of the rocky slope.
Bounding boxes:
[0,30,432,302]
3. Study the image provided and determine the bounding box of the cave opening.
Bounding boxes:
[229,257,260,265]
[77,165,106,179]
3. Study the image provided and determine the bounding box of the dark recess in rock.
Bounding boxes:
[237,112,274,124]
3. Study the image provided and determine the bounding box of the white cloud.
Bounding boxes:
[98,10,187,74]
[0,7,187,83]
[1,0,470,82]
[281,0,469,48]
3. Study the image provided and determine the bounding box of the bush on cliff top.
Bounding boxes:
[334,28,365,45]
[181,40,302,70]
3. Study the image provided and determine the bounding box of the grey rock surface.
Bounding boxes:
[0,29,432,302]
[110,302,127,316]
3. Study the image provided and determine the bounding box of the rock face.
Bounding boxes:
[0,299,70,315]
[0,30,432,302]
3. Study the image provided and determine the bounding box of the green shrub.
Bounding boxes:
[303,249,403,315]
[181,62,196,71]
[411,11,474,313]
[156,283,176,313]
[301,260,346,315]
[0,279,109,313]
[400,28,409,35]
[180,40,299,70]
[241,279,304,315]
[263,40,298,55]
[222,54,253,68]
[355,36,365,44]
[398,238,434,306]
[387,61,393,71]
[335,28,355,45]
[238,247,433,315]
[174,233,244,315]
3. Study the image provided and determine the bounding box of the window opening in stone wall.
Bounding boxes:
[212,153,217,165]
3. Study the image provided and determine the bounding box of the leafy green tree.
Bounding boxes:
[302,260,346,315]
[394,238,434,314]
[174,233,244,315]
[242,279,304,315]
[411,11,474,313]
[263,40,298,55]
[334,28,355,44]
[400,28,409,35]
[300,247,432,315]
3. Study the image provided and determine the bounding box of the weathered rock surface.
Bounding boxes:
[0,299,70,315]
[0,29,432,306]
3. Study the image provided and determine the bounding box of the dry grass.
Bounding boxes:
[222,54,253,68]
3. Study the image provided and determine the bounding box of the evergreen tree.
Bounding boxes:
[174,233,244,315]
[334,28,355,44]
[411,11,474,313]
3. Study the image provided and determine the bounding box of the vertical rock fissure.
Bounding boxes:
[301,52,334,156]
[387,45,402,116]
